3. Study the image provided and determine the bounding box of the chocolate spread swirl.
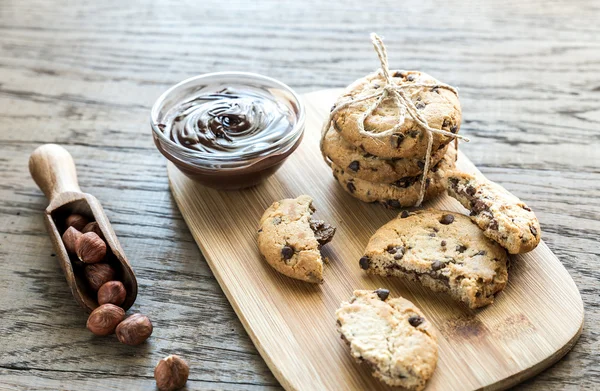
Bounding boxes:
[158,88,294,156]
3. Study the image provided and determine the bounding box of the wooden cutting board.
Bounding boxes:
[167,89,584,391]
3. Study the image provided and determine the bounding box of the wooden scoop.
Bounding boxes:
[29,144,138,313]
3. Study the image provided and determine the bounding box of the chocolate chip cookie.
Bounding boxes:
[332,70,461,159]
[336,289,438,390]
[446,171,541,254]
[322,126,449,183]
[331,143,456,208]
[258,195,336,283]
[360,210,508,308]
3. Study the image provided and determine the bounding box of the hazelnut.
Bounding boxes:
[82,221,104,240]
[62,226,82,253]
[154,355,189,391]
[116,314,153,345]
[86,303,125,336]
[65,214,88,231]
[85,263,115,291]
[98,280,126,306]
[76,232,106,263]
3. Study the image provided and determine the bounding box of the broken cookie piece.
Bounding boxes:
[336,289,438,390]
[446,171,541,254]
[361,209,508,309]
[257,195,336,283]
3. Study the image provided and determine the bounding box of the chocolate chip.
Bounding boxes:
[431,260,444,271]
[417,161,425,170]
[348,161,360,172]
[346,182,356,193]
[386,246,397,254]
[415,101,425,110]
[530,225,538,236]
[273,217,282,225]
[408,315,424,327]
[522,205,532,212]
[489,220,499,230]
[476,250,487,256]
[466,185,477,196]
[442,119,450,128]
[359,256,370,270]
[393,178,411,188]
[281,246,294,260]
[393,71,405,78]
[309,219,336,246]
[386,199,401,209]
[456,245,467,253]
[391,133,405,148]
[441,240,447,247]
[407,74,415,81]
[258,228,263,233]
[374,289,390,301]
[409,130,420,138]
[433,227,439,232]
[472,200,487,213]
[392,246,406,260]
[440,214,454,225]
[400,210,410,218]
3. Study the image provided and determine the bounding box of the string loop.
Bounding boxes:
[320,33,467,206]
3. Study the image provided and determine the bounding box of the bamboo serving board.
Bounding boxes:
[167,89,584,391]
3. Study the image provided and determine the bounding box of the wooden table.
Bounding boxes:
[1,0,597,389]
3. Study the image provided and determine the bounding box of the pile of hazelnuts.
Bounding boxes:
[61,213,153,345]
[62,213,190,390]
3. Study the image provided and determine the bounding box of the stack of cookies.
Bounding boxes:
[322,70,462,208]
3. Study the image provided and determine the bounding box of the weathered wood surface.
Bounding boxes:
[0,0,598,389]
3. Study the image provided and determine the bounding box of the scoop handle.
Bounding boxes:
[29,144,82,201]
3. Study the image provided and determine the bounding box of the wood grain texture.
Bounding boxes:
[168,89,584,391]
[0,0,598,389]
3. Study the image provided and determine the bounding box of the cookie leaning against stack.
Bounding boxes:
[321,69,462,208]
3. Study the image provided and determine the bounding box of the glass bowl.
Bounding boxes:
[151,72,305,189]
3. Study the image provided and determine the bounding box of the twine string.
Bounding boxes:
[320,33,468,206]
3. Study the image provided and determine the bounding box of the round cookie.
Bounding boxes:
[336,289,438,390]
[322,126,449,183]
[359,210,509,309]
[331,144,456,208]
[257,195,336,283]
[332,70,461,159]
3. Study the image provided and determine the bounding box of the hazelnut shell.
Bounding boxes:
[116,314,153,345]
[76,232,106,263]
[85,263,115,291]
[154,355,190,391]
[65,214,88,231]
[86,303,125,336]
[82,221,104,240]
[62,226,82,253]
[97,280,126,306]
